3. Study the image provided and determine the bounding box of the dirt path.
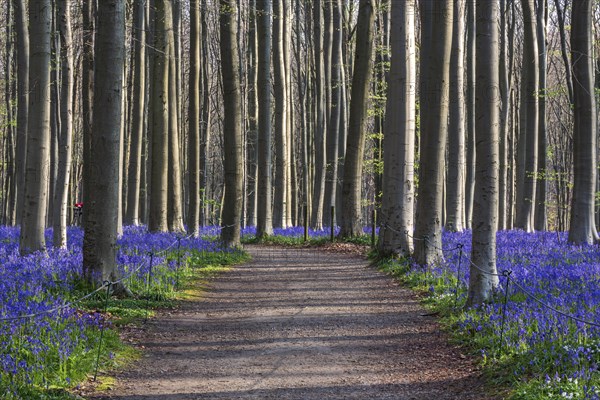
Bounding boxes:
[87,245,490,399]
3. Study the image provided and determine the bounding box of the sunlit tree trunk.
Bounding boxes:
[20,0,52,255]
[52,0,74,248]
[273,0,288,228]
[466,0,500,306]
[219,0,244,247]
[163,0,184,233]
[378,0,416,257]
[125,0,147,226]
[464,0,475,229]
[311,0,326,229]
[83,0,125,284]
[534,0,547,231]
[246,0,258,227]
[339,0,376,238]
[414,0,453,265]
[515,0,538,232]
[446,0,465,232]
[568,0,598,244]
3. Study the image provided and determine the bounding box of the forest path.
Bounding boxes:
[87,245,490,399]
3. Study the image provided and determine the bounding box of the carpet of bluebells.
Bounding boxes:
[423,230,600,399]
[0,225,231,398]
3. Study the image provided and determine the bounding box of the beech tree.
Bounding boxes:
[339,0,376,238]
[515,0,539,232]
[568,0,598,244]
[378,0,416,257]
[82,0,125,284]
[19,0,52,255]
[219,0,244,247]
[413,0,453,265]
[256,0,274,238]
[467,0,500,306]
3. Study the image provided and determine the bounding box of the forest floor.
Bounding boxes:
[84,244,493,400]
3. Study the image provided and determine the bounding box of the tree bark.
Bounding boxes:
[534,0,547,231]
[515,0,538,232]
[256,0,274,238]
[445,0,466,232]
[52,0,74,249]
[82,0,125,284]
[414,0,453,265]
[149,0,169,232]
[219,0,244,247]
[378,0,416,257]
[14,0,28,227]
[339,0,376,238]
[466,0,500,306]
[19,0,52,255]
[568,0,598,244]
[125,0,147,226]
[464,0,476,229]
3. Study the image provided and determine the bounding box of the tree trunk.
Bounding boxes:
[81,0,95,232]
[82,0,125,284]
[219,0,244,247]
[19,0,52,255]
[445,0,466,232]
[272,0,288,228]
[464,0,476,229]
[149,0,169,232]
[378,0,416,257]
[14,0,28,227]
[166,0,185,233]
[534,0,547,231]
[568,0,598,244]
[52,0,74,249]
[413,0,453,265]
[256,0,274,238]
[338,0,376,238]
[515,0,538,232]
[187,0,201,235]
[245,0,258,228]
[125,0,147,226]
[466,0,500,306]
[311,0,327,229]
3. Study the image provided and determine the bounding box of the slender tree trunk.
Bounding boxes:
[82,0,125,284]
[466,0,500,306]
[166,1,185,233]
[19,0,52,255]
[149,0,169,232]
[534,0,547,231]
[498,0,510,230]
[378,0,416,257]
[125,0,147,226]
[414,0,453,265]
[568,0,598,244]
[246,0,258,227]
[272,0,288,228]
[52,0,74,248]
[82,0,95,231]
[256,0,274,238]
[446,0,466,232]
[14,0,28,227]
[339,0,376,238]
[200,2,211,226]
[219,0,244,247]
[187,0,201,235]
[323,0,342,229]
[515,0,538,232]
[311,0,327,229]
[464,0,476,229]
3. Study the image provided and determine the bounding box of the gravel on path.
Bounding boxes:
[86,245,491,400]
